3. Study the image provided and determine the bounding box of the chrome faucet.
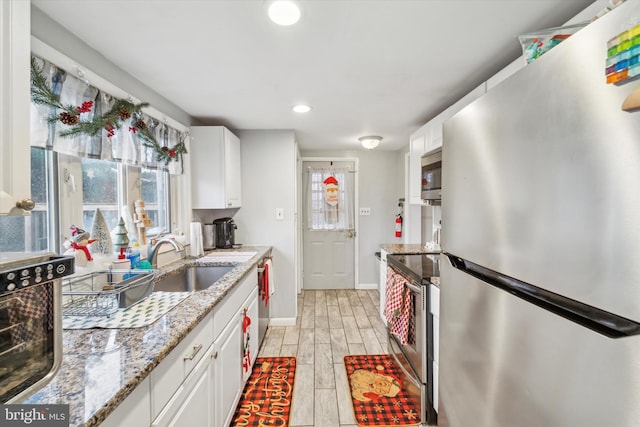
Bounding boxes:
[148,237,186,268]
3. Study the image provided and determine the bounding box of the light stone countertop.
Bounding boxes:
[380,243,437,254]
[23,246,272,427]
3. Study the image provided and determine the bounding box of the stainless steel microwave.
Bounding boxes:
[421,148,442,204]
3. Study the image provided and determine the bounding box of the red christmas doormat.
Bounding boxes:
[231,356,296,426]
[344,354,421,427]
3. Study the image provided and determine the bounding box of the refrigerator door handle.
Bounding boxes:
[445,253,640,338]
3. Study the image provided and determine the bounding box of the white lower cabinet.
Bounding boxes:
[150,312,214,421]
[212,314,243,427]
[212,279,260,426]
[245,287,260,371]
[109,267,260,427]
[152,344,213,427]
[101,378,151,427]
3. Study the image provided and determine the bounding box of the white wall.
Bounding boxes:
[301,149,400,285]
[234,130,298,321]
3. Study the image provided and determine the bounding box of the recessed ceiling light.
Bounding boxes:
[267,1,301,26]
[292,104,311,113]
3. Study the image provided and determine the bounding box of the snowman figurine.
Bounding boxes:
[63,225,96,268]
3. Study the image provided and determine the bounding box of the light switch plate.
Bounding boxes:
[359,207,371,215]
[275,208,284,220]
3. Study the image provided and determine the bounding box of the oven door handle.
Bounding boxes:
[404,281,423,294]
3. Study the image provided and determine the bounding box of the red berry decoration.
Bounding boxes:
[129,126,138,134]
[77,101,93,113]
[169,150,177,158]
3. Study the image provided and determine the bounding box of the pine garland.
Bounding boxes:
[30,57,187,164]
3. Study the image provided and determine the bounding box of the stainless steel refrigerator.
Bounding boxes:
[440,2,640,426]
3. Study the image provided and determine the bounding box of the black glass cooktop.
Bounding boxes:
[387,253,440,285]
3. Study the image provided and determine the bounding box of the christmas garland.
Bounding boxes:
[30,57,187,164]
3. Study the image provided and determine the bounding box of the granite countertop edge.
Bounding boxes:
[24,245,272,427]
[380,243,441,255]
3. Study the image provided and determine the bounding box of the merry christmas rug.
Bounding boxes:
[344,354,421,427]
[231,356,297,426]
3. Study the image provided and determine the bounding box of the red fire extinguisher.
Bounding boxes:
[395,214,403,238]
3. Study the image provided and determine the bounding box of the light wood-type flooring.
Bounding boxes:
[257,289,389,427]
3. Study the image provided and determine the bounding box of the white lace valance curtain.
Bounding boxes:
[305,166,354,231]
[30,56,185,174]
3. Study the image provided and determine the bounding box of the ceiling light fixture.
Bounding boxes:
[292,104,311,113]
[359,135,382,150]
[267,1,301,26]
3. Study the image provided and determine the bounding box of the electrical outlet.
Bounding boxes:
[275,208,284,220]
[359,207,371,216]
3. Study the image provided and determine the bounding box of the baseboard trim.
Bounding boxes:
[356,283,378,290]
[269,317,297,327]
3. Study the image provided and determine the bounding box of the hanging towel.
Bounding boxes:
[264,258,274,302]
[384,267,400,324]
[262,260,270,305]
[384,267,411,345]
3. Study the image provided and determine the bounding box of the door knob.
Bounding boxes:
[346,231,355,238]
[16,199,35,211]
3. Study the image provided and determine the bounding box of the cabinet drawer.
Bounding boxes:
[150,311,213,419]
[213,267,257,338]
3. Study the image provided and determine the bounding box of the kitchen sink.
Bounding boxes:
[153,265,234,292]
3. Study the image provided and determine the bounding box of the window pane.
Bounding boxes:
[82,158,119,233]
[140,168,169,234]
[0,147,50,252]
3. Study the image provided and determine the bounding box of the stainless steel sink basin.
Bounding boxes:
[153,265,234,292]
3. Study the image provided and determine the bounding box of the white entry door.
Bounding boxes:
[302,160,356,290]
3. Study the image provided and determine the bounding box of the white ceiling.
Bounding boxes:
[32,0,596,152]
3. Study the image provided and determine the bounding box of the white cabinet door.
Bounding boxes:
[408,125,429,205]
[152,345,213,427]
[0,0,31,215]
[101,378,151,427]
[224,128,241,208]
[212,313,243,427]
[243,287,259,373]
[190,126,242,209]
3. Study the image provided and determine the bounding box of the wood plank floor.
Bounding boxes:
[257,289,388,427]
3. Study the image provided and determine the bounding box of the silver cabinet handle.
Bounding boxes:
[184,344,203,361]
[212,351,218,359]
[16,199,35,211]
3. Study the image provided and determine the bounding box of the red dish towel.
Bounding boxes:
[384,267,411,345]
[262,261,269,305]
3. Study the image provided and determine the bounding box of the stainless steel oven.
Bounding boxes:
[0,253,74,403]
[386,254,438,425]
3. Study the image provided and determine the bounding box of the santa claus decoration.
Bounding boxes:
[323,175,339,206]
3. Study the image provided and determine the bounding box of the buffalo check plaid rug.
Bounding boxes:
[345,354,421,426]
[231,356,296,426]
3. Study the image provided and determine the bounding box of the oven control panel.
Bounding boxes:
[0,256,75,294]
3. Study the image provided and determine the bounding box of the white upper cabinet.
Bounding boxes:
[0,0,31,215]
[190,126,242,209]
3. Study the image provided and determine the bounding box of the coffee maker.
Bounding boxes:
[213,217,236,249]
